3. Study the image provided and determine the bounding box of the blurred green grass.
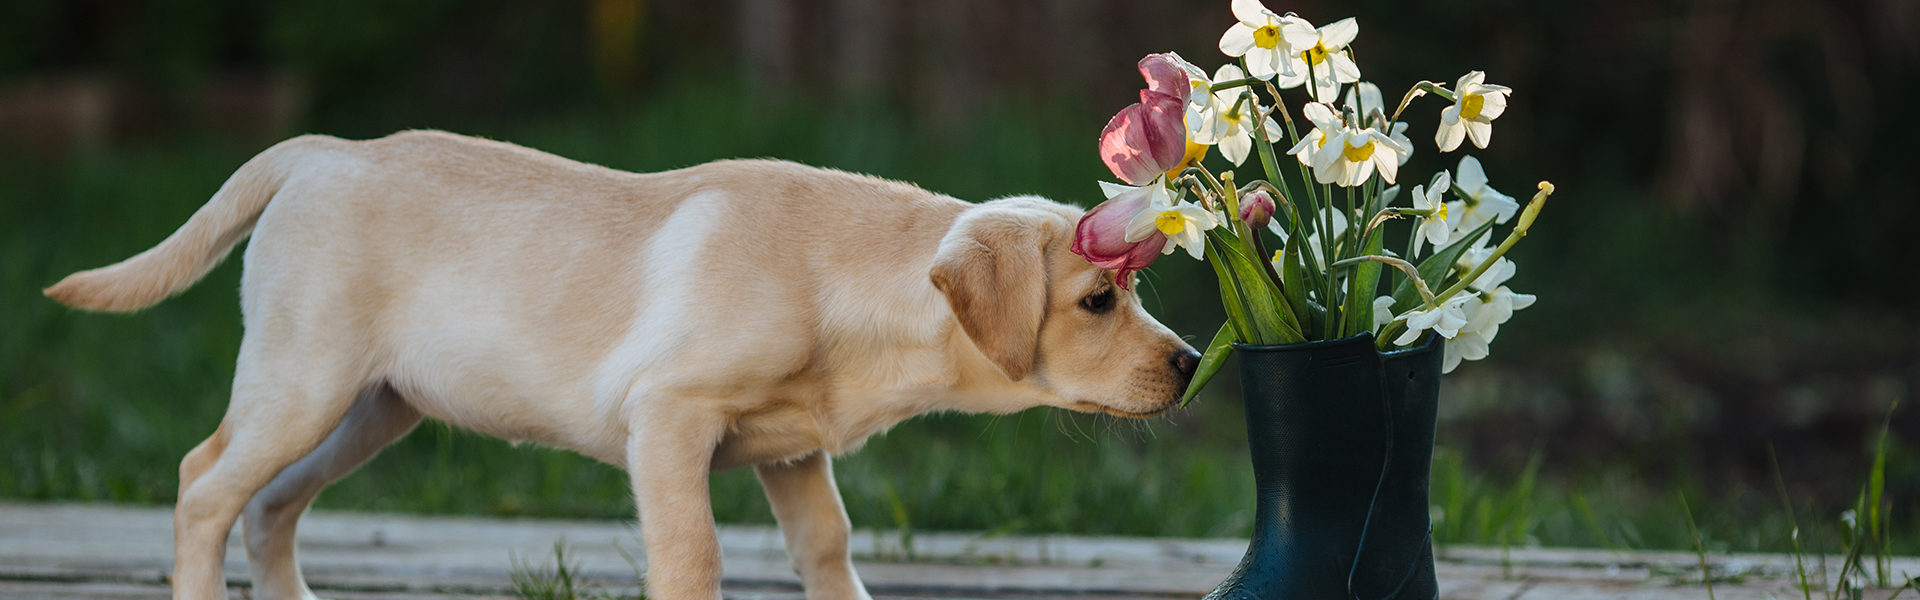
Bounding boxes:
[3,77,1914,555]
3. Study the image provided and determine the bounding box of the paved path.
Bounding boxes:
[1,503,1911,599]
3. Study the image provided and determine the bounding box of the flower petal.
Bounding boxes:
[1456,155,1488,193]
[1243,47,1277,80]
[1230,0,1271,27]
[1456,71,1484,90]
[1280,18,1319,48]
[1219,23,1257,58]
[1466,119,1493,149]
[1301,102,1341,129]
[1477,89,1509,120]
[1329,52,1362,84]
[1220,130,1252,165]
[1138,53,1191,99]
[1436,120,1465,153]
[1098,93,1188,185]
[1320,18,1359,48]
[1072,190,1168,289]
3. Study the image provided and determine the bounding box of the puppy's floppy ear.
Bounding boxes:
[929,210,1052,381]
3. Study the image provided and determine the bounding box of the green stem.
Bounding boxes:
[1331,255,1434,304]
[1433,183,1553,303]
[1209,77,1259,92]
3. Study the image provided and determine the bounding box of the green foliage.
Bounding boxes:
[511,540,647,600]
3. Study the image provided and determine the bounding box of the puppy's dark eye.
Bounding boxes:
[1080,287,1117,314]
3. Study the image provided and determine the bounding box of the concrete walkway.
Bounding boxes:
[1,503,1911,599]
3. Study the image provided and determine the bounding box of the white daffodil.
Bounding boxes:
[1276,17,1361,103]
[1314,125,1407,187]
[1436,71,1512,152]
[1411,170,1456,256]
[1443,329,1489,373]
[1218,0,1303,81]
[1126,200,1219,259]
[1343,81,1386,125]
[1392,294,1472,346]
[1453,247,1514,291]
[1372,295,1397,331]
[1449,155,1519,237]
[1098,179,1173,207]
[1444,285,1535,373]
[1387,121,1414,165]
[1342,81,1417,170]
[1286,102,1342,169]
[1269,205,1348,265]
[1191,65,1283,166]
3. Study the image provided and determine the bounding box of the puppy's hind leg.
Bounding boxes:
[756,452,872,600]
[242,383,421,600]
[172,343,369,600]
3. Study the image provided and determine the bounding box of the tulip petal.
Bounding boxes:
[1072,188,1168,288]
[1098,92,1187,185]
[1138,53,1190,99]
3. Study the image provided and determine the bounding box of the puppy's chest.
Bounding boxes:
[707,393,911,472]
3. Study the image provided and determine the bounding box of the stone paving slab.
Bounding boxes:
[2,503,1914,599]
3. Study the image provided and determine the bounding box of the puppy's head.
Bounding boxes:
[930,197,1200,417]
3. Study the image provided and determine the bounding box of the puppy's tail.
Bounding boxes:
[44,135,326,312]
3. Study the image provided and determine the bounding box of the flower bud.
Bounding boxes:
[1239,190,1275,230]
[1515,180,1552,233]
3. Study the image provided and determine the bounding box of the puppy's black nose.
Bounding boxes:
[1171,348,1202,378]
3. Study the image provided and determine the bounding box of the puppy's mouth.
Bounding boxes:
[1069,401,1173,419]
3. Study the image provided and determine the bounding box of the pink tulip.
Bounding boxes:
[1239,190,1275,230]
[1071,185,1166,289]
[1099,91,1188,186]
[1137,53,1193,100]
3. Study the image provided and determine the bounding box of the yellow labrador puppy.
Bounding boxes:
[45,130,1201,600]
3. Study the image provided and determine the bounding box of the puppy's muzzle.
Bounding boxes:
[1170,348,1201,384]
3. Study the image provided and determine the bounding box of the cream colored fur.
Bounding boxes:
[44,130,1200,600]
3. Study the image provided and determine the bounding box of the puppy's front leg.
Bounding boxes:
[630,406,728,600]
[756,452,872,600]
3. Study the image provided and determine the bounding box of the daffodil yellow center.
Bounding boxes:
[1342,139,1375,162]
[1155,211,1186,235]
[1254,25,1282,49]
[1459,93,1485,120]
[1433,202,1449,221]
[1305,43,1330,65]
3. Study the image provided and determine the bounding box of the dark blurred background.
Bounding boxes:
[3,0,1918,552]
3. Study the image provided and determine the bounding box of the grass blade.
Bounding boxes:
[1772,443,1814,600]
[1680,490,1716,600]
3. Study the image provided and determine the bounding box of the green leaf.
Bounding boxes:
[1214,237,1304,344]
[1280,230,1310,331]
[1341,225,1389,337]
[1390,218,1498,313]
[1204,239,1256,344]
[1180,322,1235,407]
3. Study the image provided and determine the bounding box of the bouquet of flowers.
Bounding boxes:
[1069,0,1554,404]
